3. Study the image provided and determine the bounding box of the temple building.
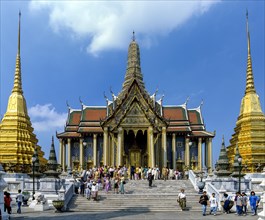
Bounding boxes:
[0,13,47,171]
[57,33,215,172]
[227,13,265,172]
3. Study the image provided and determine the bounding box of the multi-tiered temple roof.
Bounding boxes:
[58,33,213,139]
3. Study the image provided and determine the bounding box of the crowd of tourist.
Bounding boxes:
[73,165,186,200]
[2,165,261,217]
[195,190,260,217]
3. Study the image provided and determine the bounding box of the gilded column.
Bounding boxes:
[162,127,167,167]
[93,134,97,167]
[148,127,155,168]
[207,138,213,173]
[59,139,63,166]
[111,137,115,166]
[103,127,109,165]
[172,133,176,170]
[185,137,190,168]
[198,138,202,171]
[67,138,71,169]
[62,139,66,172]
[79,138,84,170]
[117,127,123,166]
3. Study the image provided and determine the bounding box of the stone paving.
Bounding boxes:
[10,209,261,220]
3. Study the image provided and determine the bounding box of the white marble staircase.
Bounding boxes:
[68,179,202,212]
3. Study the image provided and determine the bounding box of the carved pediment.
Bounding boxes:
[120,102,150,127]
[102,80,167,131]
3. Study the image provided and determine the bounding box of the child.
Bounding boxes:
[84,185,91,200]
[209,193,218,216]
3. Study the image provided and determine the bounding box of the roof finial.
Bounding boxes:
[246,9,251,55]
[244,10,256,94]
[132,31,135,41]
[12,10,23,94]
[18,10,21,55]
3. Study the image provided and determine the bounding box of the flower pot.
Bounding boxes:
[197,181,205,194]
[52,200,64,212]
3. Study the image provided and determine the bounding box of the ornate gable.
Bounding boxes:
[102,80,167,132]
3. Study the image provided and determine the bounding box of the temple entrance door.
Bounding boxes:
[124,130,147,167]
[129,149,142,167]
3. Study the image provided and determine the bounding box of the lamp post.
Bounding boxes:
[238,156,242,193]
[32,150,37,200]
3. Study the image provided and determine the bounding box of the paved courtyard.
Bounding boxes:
[10,207,262,220]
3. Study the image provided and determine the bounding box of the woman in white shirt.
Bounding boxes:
[91,181,99,201]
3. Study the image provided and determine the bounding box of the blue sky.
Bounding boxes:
[0,1,264,165]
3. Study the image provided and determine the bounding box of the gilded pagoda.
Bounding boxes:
[57,33,215,172]
[227,13,265,172]
[0,13,47,172]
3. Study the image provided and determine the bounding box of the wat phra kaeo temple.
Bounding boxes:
[57,33,215,172]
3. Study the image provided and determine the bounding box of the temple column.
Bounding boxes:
[198,138,202,171]
[79,138,84,170]
[61,139,66,172]
[103,127,109,165]
[117,127,123,166]
[206,138,213,173]
[111,137,115,166]
[185,137,190,168]
[172,133,176,170]
[93,134,97,167]
[147,127,155,168]
[162,127,167,167]
[149,127,155,167]
[67,138,71,169]
[59,138,63,166]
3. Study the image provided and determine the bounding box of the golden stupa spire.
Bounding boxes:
[245,10,256,94]
[12,11,23,94]
[120,31,145,96]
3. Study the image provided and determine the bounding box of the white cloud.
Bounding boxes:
[29,1,220,55]
[28,104,67,132]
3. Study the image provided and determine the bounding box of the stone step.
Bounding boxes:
[68,179,202,212]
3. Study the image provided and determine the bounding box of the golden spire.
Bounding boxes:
[245,10,256,94]
[12,11,23,94]
[121,31,145,94]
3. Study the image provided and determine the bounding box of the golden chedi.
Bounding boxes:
[0,12,47,172]
[227,12,265,173]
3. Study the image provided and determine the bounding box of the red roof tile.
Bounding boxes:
[163,106,187,120]
[82,108,106,121]
[68,111,81,125]
[188,110,202,125]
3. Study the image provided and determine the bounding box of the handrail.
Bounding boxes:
[63,182,74,208]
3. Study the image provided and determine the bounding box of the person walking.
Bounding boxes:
[147,172,153,187]
[235,192,243,216]
[249,191,259,216]
[241,192,248,216]
[16,189,24,214]
[199,191,209,216]
[209,193,218,216]
[119,175,125,194]
[4,191,12,214]
[177,189,186,211]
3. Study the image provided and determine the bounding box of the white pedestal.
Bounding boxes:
[34,203,50,211]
